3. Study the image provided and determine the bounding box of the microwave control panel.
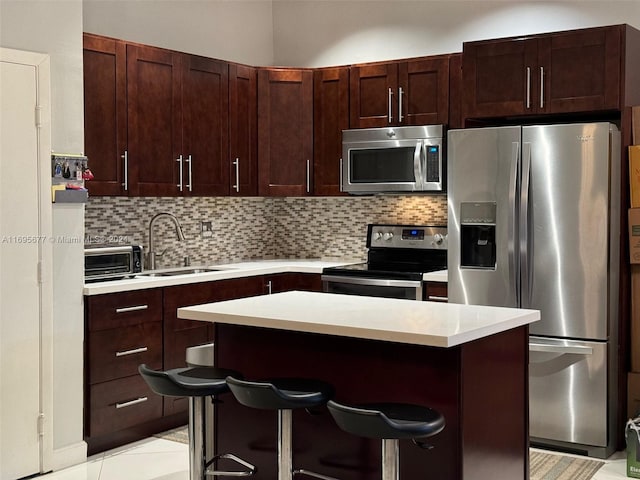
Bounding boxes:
[425,145,440,182]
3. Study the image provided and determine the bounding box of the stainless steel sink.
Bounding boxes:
[137,267,222,277]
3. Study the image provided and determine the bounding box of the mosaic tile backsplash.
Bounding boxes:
[85,195,448,268]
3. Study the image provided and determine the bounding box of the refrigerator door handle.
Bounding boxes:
[520,142,532,307]
[529,342,593,356]
[509,141,520,306]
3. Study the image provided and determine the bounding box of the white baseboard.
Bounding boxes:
[50,441,88,471]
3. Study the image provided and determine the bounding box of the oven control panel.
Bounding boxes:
[367,224,447,250]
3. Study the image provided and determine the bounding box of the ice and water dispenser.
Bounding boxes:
[460,202,496,269]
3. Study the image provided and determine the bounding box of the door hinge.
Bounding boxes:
[35,105,42,128]
[37,262,43,284]
[38,413,45,437]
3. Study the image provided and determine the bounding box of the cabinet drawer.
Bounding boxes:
[88,322,162,384]
[88,375,163,438]
[424,282,448,302]
[86,289,162,331]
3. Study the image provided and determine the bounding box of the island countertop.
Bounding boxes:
[177,291,539,348]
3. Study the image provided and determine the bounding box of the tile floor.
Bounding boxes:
[36,439,629,480]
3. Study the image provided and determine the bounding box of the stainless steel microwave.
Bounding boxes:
[84,245,143,282]
[341,125,445,194]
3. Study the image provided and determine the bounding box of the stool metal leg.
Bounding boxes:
[189,396,206,480]
[278,409,294,480]
[381,439,399,480]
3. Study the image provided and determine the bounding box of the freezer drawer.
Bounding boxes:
[529,337,607,447]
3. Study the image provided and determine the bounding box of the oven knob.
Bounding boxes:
[373,232,383,241]
[383,232,394,241]
[432,233,444,246]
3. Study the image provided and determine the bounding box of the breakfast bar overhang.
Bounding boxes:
[178,291,540,480]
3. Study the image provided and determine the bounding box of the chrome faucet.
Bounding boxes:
[147,212,186,270]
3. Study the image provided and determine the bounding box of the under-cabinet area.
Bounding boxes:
[83,271,323,453]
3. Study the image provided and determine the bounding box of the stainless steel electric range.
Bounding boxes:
[321,224,447,300]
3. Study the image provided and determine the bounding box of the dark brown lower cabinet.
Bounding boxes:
[84,273,321,454]
[424,282,448,302]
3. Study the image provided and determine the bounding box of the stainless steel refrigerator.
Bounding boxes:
[447,122,620,458]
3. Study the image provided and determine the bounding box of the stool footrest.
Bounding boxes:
[206,452,257,477]
[293,468,340,480]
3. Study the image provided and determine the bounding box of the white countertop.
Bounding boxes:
[423,269,447,282]
[83,259,360,295]
[178,290,539,348]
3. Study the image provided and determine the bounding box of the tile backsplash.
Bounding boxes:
[85,195,447,268]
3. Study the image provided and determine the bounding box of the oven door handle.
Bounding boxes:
[321,275,422,289]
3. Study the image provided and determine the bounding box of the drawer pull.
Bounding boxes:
[427,296,448,302]
[115,397,148,409]
[115,305,148,314]
[115,346,148,357]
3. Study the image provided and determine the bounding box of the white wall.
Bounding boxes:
[272,0,640,67]
[0,0,87,471]
[83,0,275,65]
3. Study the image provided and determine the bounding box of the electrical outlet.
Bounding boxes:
[201,221,213,238]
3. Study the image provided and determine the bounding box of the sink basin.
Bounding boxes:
[138,267,222,277]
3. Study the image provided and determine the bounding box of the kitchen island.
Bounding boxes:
[178,291,539,480]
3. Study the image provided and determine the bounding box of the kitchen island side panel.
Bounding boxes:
[461,325,529,480]
[215,323,529,480]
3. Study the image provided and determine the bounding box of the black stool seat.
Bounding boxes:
[327,401,445,440]
[139,364,242,398]
[226,376,334,410]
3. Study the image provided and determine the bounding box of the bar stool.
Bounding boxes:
[226,375,338,480]
[139,364,256,479]
[327,400,445,480]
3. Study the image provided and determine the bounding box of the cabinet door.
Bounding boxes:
[399,57,449,126]
[313,67,349,196]
[229,63,258,196]
[258,69,313,196]
[448,54,463,129]
[349,63,398,128]
[538,26,621,114]
[83,34,127,196]
[182,55,229,195]
[127,44,182,196]
[264,273,322,294]
[462,38,538,118]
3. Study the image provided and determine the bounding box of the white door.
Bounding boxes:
[0,48,53,479]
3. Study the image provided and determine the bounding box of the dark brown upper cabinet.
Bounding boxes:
[462,25,625,119]
[83,34,127,196]
[257,68,313,196]
[84,35,230,197]
[313,67,349,196]
[229,64,258,196]
[128,45,229,196]
[181,55,230,196]
[349,56,450,128]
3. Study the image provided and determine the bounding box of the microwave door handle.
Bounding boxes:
[413,142,423,190]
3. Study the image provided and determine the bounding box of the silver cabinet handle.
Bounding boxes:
[339,158,343,193]
[398,87,404,123]
[529,343,593,355]
[427,296,448,302]
[115,397,148,409]
[525,67,531,109]
[115,346,148,357]
[266,280,272,295]
[121,150,128,191]
[232,158,240,193]
[176,154,183,192]
[306,159,310,194]
[388,87,393,123]
[115,305,148,314]
[539,66,544,109]
[186,154,192,192]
